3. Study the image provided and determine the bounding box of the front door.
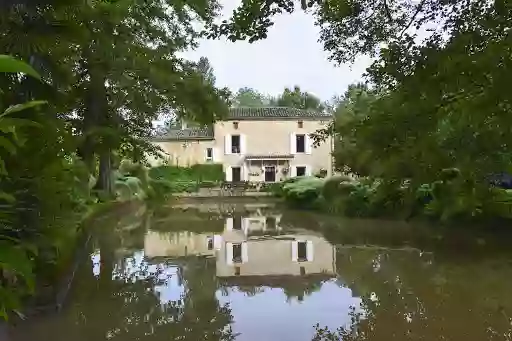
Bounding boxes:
[264,166,276,182]
[232,167,241,182]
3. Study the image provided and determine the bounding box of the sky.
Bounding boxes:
[181,0,372,102]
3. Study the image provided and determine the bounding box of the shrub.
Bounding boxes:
[147,178,174,200]
[148,164,223,182]
[322,175,357,201]
[115,176,145,201]
[282,177,325,208]
[261,182,285,197]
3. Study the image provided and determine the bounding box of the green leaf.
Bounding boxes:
[1,100,47,118]
[0,191,15,203]
[0,55,41,79]
[0,136,17,155]
[0,242,35,292]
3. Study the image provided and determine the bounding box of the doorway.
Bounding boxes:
[264,166,276,182]
[232,167,241,182]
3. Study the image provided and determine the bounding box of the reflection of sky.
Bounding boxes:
[90,250,185,307]
[217,280,362,341]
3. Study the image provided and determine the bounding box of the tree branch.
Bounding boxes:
[399,0,427,37]
[383,0,393,22]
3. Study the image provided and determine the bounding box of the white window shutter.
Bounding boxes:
[240,134,247,155]
[242,242,249,263]
[226,242,233,265]
[211,148,216,162]
[306,135,312,154]
[224,135,231,155]
[290,133,296,154]
[291,241,298,262]
[213,235,222,250]
[242,217,249,235]
[290,166,297,177]
[306,240,314,261]
[225,166,232,181]
[306,165,311,176]
[241,164,247,181]
[225,217,233,231]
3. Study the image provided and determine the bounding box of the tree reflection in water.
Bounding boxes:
[69,248,237,341]
[312,247,512,341]
[12,205,512,341]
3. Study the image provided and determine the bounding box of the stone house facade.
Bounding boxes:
[149,107,334,182]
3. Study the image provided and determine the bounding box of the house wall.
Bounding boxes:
[144,230,217,258]
[148,118,333,182]
[213,119,333,181]
[216,234,336,277]
[147,140,217,167]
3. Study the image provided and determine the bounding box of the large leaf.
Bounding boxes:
[0,136,17,155]
[0,191,15,203]
[0,55,41,79]
[1,100,47,118]
[0,242,35,292]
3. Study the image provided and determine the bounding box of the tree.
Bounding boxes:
[272,85,324,111]
[0,0,234,319]
[211,0,512,219]
[231,87,268,107]
[196,56,216,85]
[1,0,231,192]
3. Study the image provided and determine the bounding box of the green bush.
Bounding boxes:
[149,164,223,182]
[147,178,174,200]
[200,180,217,188]
[261,182,285,196]
[282,177,325,209]
[322,175,357,201]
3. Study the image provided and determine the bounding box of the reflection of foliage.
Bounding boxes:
[313,305,365,341]
[282,279,324,302]
[235,286,265,297]
[64,250,236,341]
[327,248,512,341]
[148,208,225,233]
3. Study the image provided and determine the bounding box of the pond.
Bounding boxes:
[10,201,512,341]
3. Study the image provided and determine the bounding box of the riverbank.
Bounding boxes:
[173,189,272,198]
[272,175,512,225]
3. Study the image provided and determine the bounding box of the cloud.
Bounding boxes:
[181,0,372,101]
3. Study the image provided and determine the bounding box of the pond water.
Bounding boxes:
[10,202,512,341]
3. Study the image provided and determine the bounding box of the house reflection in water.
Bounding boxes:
[217,216,336,279]
[143,213,336,281]
[144,230,222,258]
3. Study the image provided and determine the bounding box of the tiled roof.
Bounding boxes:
[228,107,332,120]
[152,127,214,141]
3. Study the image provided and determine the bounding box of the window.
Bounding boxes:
[206,147,213,160]
[297,241,307,262]
[300,266,306,276]
[266,216,276,229]
[231,135,241,154]
[233,216,242,230]
[232,243,242,263]
[298,120,303,128]
[296,134,305,153]
[231,167,241,182]
[207,237,213,250]
[296,166,306,177]
[233,122,239,129]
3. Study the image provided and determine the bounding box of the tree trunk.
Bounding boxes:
[82,53,109,182]
[97,149,114,196]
